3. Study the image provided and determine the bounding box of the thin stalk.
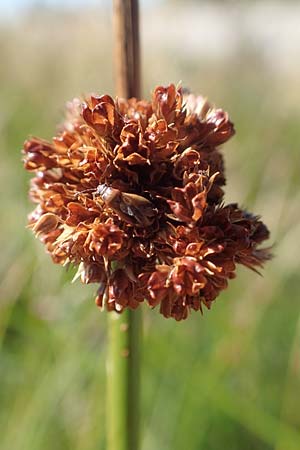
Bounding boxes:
[113,0,141,99]
[107,309,141,450]
[107,2,141,450]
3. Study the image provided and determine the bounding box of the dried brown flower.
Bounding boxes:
[23,84,271,320]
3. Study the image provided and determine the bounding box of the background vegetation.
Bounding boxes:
[1,2,300,449]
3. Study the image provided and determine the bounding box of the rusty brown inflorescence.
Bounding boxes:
[23,84,271,320]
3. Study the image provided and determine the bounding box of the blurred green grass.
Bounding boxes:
[1,5,300,450]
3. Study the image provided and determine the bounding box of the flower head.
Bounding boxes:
[23,84,271,320]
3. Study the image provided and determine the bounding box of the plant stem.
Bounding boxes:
[107,309,141,450]
[108,4,141,449]
[113,0,141,99]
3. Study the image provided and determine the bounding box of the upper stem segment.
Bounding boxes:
[113,0,141,98]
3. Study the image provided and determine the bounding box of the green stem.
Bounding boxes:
[107,309,141,450]
[108,1,141,448]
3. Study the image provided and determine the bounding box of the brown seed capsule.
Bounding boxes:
[31,213,59,236]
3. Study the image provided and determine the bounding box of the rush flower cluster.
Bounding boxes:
[23,84,271,320]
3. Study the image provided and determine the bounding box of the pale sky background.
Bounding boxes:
[1,0,300,76]
[0,0,160,19]
[1,0,103,18]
